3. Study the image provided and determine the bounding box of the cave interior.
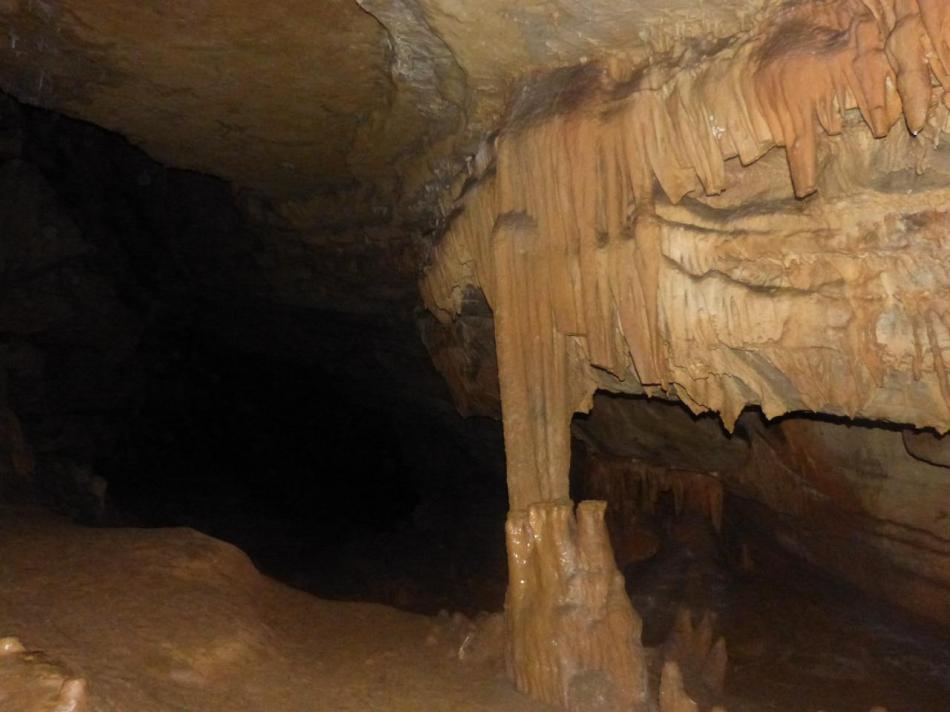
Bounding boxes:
[1,1,949,711]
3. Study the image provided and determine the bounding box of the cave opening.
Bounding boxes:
[0,91,512,619]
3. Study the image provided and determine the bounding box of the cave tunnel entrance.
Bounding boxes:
[97,331,513,615]
[0,91,512,618]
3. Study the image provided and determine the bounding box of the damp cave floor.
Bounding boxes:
[0,506,552,712]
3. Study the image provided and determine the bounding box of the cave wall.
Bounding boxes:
[0,91,211,515]
[0,93,506,544]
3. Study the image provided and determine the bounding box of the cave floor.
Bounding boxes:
[0,507,550,712]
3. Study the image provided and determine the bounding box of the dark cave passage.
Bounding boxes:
[0,91,511,615]
[101,337,512,614]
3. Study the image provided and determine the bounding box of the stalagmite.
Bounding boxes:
[659,658,728,712]
[504,500,647,711]
[0,408,33,487]
[663,609,728,705]
[659,662,699,712]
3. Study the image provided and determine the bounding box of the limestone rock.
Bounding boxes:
[662,609,728,705]
[0,0,767,214]
[573,396,950,626]
[659,662,699,712]
[574,455,725,571]
[729,414,950,625]
[423,0,950,522]
[505,500,648,711]
[0,407,32,491]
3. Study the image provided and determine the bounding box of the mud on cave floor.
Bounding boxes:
[0,506,547,712]
[104,462,513,618]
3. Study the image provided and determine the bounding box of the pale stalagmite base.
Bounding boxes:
[505,499,648,711]
[661,610,728,711]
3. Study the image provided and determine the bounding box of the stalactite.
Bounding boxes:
[423,0,950,507]
[578,456,725,570]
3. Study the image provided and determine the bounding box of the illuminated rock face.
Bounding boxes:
[0,0,764,216]
[727,414,950,626]
[573,398,950,627]
[424,0,950,507]
[422,0,950,704]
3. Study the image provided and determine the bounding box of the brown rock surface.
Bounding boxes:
[0,507,552,712]
[0,637,88,712]
[2,0,950,709]
[424,0,950,511]
[730,414,950,625]
[0,0,399,199]
[572,397,950,627]
[0,0,765,214]
[418,2,950,702]
[504,500,647,711]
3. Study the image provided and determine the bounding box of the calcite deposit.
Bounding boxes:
[505,500,647,710]
[425,0,950,448]
[1,0,950,710]
[422,0,950,703]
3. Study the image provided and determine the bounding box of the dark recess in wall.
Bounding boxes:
[0,92,510,614]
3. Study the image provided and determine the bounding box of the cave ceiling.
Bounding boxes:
[3,0,950,429]
[0,0,766,220]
